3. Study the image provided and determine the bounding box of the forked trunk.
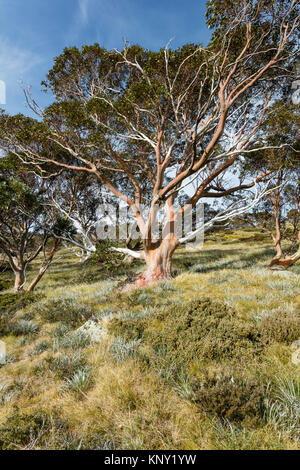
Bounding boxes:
[136,236,179,287]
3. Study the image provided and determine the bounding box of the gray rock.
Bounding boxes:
[76,319,106,344]
[291,339,300,350]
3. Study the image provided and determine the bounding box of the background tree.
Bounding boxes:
[0,155,74,292]
[0,0,298,284]
[48,171,105,260]
[240,100,300,269]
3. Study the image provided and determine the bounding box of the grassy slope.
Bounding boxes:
[0,230,299,450]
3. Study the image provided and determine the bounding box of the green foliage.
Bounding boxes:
[0,278,11,292]
[193,371,265,425]
[0,292,43,336]
[108,318,146,343]
[0,292,42,315]
[39,352,88,379]
[89,241,126,274]
[33,297,93,327]
[51,217,77,239]
[115,298,262,366]
[259,308,300,345]
[0,408,71,450]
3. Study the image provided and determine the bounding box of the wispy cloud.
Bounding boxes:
[78,0,90,26]
[0,36,43,113]
[0,36,42,85]
[65,0,91,43]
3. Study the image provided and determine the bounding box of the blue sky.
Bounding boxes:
[0,0,211,116]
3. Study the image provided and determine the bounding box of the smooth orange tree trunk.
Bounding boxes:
[13,267,25,292]
[27,240,58,292]
[11,255,26,292]
[136,236,179,286]
[269,231,300,270]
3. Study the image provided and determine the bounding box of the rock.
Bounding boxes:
[76,319,106,344]
[291,339,300,350]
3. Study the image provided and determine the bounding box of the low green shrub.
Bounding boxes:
[152,298,263,363]
[108,317,146,342]
[87,240,131,278]
[34,297,93,327]
[259,308,300,345]
[0,292,42,315]
[110,298,263,366]
[0,279,11,292]
[192,371,265,424]
[0,408,72,450]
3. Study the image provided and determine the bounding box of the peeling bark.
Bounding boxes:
[13,268,25,292]
[136,236,179,286]
[10,255,26,292]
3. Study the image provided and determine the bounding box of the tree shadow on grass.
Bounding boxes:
[174,246,276,274]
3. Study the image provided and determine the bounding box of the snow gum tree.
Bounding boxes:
[0,0,298,284]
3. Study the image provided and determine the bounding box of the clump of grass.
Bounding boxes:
[35,351,88,379]
[189,263,206,273]
[54,330,91,350]
[110,336,141,363]
[173,371,195,401]
[32,340,51,355]
[264,377,300,439]
[62,368,92,395]
[10,320,40,336]
[51,323,72,339]
[211,420,255,450]
[258,308,300,345]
